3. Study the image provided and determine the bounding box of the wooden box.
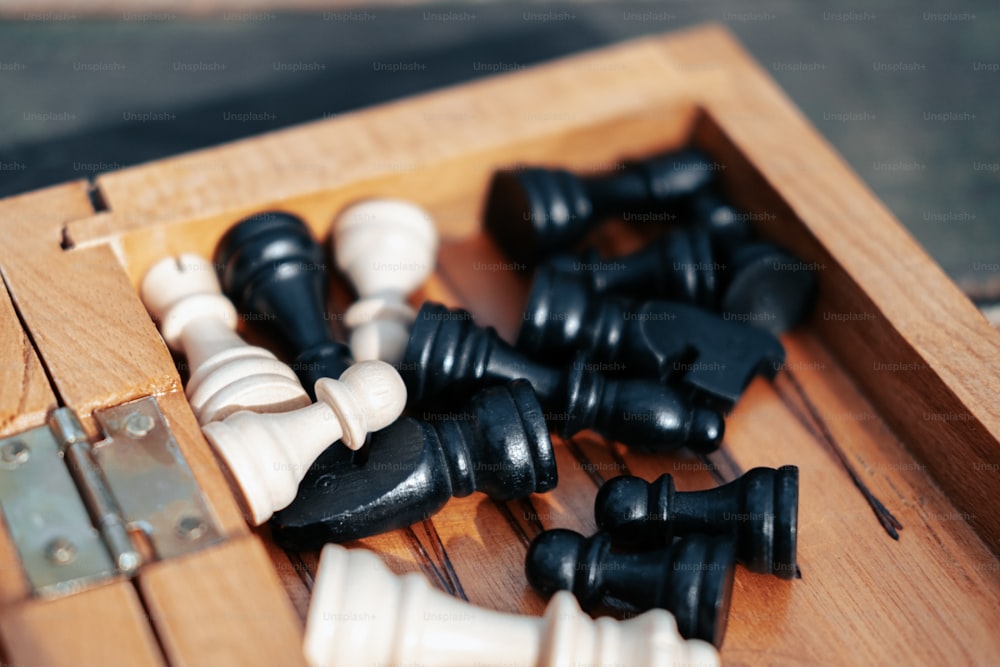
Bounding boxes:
[0,24,998,667]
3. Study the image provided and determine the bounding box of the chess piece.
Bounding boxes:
[542,228,722,309]
[525,529,736,646]
[215,211,354,399]
[202,360,406,525]
[401,302,724,453]
[271,380,557,547]
[140,253,311,424]
[304,543,721,667]
[721,242,819,334]
[517,273,785,410]
[333,198,439,364]
[684,189,752,249]
[484,149,719,266]
[594,466,799,579]
[538,228,817,334]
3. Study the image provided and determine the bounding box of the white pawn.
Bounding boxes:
[141,254,311,424]
[334,199,438,364]
[303,544,720,667]
[202,360,406,525]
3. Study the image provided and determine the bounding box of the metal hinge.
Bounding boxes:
[0,395,223,597]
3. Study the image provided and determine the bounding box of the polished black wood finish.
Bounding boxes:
[215,211,354,397]
[525,528,736,646]
[484,149,723,266]
[539,229,817,334]
[271,380,557,548]
[594,466,799,579]
[401,302,725,452]
[517,274,785,410]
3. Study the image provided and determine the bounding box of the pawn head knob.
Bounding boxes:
[334,198,439,296]
[525,528,606,608]
[594,474,673,546]
[689,407,725,453]
[316,360,408,450]
[722,243,818,335]
[587,372,724,453]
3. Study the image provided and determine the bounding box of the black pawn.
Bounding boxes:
[540,228,817,334]
[525,529,736,646]
[517,274,785,410]
[271,380,557,547]
[401,302,724,453]
[484,149,719,266]
[594,466,799,579]
[721,242,819,334]
[214,211,354,398]
[684,189,752,249]
[543,228,721,309]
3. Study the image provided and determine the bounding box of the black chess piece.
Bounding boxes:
[594,466,799,579]
[401,302,724,453]
[270,381,557,547]
[517,273,785,410]
[720,242,819,334]
[684,189,751,249]
[215,211,354,398]
[541,228,721,309]
[484,149,720,266]
[539,228,817,334]
[525,529,736,646]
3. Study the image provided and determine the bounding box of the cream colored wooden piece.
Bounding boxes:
[202,360,406,525]
[304,544,719,667]
[140,253,311,423]
[333,198,439,364]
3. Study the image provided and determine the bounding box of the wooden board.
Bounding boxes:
[0,582,166,667]
[0,184,307,665]
[138,536,306,667]
[0,22,998,667]
[0,186,166,667]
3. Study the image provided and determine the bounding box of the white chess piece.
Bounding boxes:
[202,360,406,525]
[334,198,438,364]
[303,544,720,667]
[141,254,311,424]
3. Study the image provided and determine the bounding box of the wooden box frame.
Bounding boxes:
[0,24,997,666]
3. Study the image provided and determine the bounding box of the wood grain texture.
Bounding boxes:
[0,186,167,667]
[138,536,307,667]
[0,279,56,439]
[0,22,997,667]
[0,182,179,413]
[660,26,1000,556]
[0,581,166,667]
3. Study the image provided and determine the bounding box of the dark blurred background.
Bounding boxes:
[0,1,997,314]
